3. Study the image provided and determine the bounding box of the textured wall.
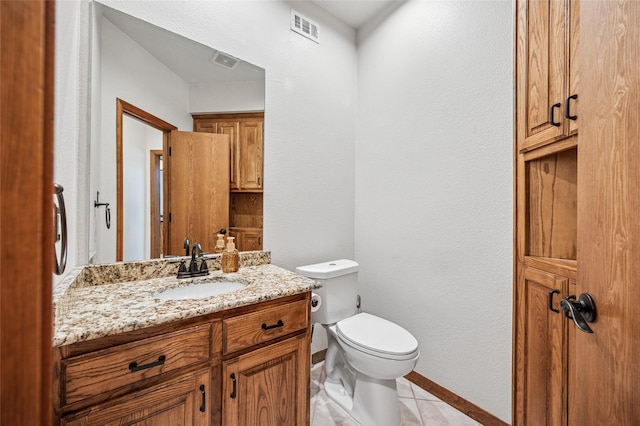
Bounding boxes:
[355,1,513,421]
[54,1,91,283]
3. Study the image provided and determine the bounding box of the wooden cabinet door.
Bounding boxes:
[515,266,567,426]
[222,335,310,426]
[230,228,263,252]
[216,121,240,190]
[62,369,211,426]
[572,1,640,423]
[0,2,54,424]
[238,121,263,190]
[517,0,567,151]
[167,131,230,256]
[239,229,262,251]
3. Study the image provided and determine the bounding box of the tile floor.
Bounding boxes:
[310,361,481,426]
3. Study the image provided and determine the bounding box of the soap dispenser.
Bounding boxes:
[221,237,239,273]
[214,234,226,254]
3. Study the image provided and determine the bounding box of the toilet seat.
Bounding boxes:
[336,313,419,361]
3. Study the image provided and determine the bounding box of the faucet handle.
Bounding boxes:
[199,259,209,273]
[188,258,199,273]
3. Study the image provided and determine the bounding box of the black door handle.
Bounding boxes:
[565,94,578,120]
[561,294,597,333]
[128,355,166,372]
[199,384,206,412]
[548,289,560,313]
[230,373,237,399]
[262,320,284,330]
[549,102,562,126]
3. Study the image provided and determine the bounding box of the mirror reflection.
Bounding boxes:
[92,4,265,263]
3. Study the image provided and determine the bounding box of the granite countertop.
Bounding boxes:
[53,252,319,347]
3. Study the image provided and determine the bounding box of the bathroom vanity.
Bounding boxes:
[52,253,318,425]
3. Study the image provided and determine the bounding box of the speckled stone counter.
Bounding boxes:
[53,252,319,347]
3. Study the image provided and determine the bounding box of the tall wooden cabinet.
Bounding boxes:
[193,113,264,251]
[514,0,579,423]
[514,0,640,424]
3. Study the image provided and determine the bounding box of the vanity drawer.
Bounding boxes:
[62,323,211,406]
[223,299,309,354]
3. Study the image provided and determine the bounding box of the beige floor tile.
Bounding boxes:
[415,400,480,426]
[399,397,424,425]
[397,377,415,398]
[311,361,479,426]
[312,389,361,426]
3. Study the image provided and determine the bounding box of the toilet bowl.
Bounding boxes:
[296,260,420,426]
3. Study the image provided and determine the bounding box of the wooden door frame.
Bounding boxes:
[150,149,163,258]
[116,99,176,261]
[1,1,55,424]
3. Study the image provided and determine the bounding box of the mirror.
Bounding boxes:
[91,4,265,263]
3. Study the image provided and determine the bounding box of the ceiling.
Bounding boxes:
[311,0,399,29]
[99,4,265,86]
[98,1,398,88]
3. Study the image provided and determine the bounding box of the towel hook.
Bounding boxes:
[94,191,111,229]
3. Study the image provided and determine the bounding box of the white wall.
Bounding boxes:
[355,1,513,422]
[189,79,265,113]
[122,117,162,261]
[54,0,92,282]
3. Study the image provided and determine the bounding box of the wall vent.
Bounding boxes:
[211,51,240,70]
[291,9,319,43]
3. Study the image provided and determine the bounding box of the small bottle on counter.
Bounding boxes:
[221,236,239,273]
[214,233,226,254]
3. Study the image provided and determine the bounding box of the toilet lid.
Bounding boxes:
[336,313,418,360]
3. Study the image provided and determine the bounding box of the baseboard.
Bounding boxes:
[405,371,509,426]
[311,349,327,365]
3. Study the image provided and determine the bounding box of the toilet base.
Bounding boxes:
[324,372,402,426]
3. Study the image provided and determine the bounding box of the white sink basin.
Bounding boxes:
[154,281,246,300]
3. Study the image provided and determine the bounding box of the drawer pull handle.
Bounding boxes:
[128,355,166,372]
[230,373,237,399]
[199,384,206,412]
[262,320,284,331]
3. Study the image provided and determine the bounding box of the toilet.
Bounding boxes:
[296,259,420,426]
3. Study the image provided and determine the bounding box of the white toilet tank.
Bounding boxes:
[296,259,359,325]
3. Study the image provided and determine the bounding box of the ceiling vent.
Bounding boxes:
[211,51,240,70]
[291,9,319,43]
